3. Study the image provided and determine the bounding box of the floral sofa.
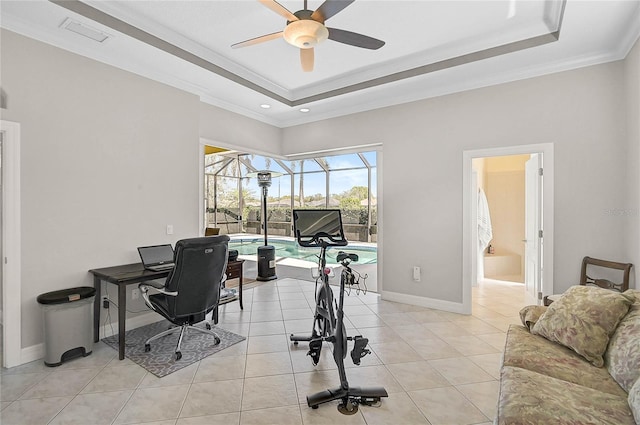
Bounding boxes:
[495,286,640,425]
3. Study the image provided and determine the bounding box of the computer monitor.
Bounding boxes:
[293,209,348,247]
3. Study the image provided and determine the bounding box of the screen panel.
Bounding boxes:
[293,209,347,247]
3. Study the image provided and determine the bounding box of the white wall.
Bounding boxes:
[1,30,203,348]
[625,38,640,289]
[283,60,633,303]
[200,103,281,155]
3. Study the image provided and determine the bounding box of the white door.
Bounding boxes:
[524,154,542,305]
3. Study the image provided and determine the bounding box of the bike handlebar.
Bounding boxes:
[297,232,349,247]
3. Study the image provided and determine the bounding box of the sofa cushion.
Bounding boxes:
[532,285,632,367]
[496,366,635,425]
[503,325,627,397]
[606,289,640,392]
[519,305,547,330]
[630,378,640,424]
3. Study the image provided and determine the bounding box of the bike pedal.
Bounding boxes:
[307,339,322,365]
[350,335,371,365]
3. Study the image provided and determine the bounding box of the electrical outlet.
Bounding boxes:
[132,288,140,300]
[413,266,421,282]
[166,224,174,235]
[102,296,109,309]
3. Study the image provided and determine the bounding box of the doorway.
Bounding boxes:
[462,144,554,313]
[473,154,543,304]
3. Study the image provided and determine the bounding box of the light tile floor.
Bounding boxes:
[1,278,526,425]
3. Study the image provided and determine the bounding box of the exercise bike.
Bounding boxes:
[290,209,388,415]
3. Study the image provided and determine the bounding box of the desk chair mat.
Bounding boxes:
[102,320,245,377]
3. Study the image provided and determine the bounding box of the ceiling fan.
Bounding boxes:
[231,0,385,72]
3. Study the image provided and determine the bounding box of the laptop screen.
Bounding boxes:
[138,244,174,266]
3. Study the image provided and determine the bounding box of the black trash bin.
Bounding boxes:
[37,286,96,367]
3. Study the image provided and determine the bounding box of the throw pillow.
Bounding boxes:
[519,305,547,331]
[531,285,632,367]
[605,289,640,391]
[629,378,640,425]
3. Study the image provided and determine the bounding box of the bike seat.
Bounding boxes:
[337,251,358,263]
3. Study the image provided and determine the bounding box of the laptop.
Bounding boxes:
[137,244,175,272]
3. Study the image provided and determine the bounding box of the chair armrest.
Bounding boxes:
[138,281,178,310]
[138,281,165,290]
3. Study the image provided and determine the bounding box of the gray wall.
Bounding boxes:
[282,59,636,302]
[1,30,201,348]
[200,103,282,154]
[625,38,640,288]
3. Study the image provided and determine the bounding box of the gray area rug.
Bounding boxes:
[103,320,245,377]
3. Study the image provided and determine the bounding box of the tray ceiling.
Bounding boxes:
[1,0,639,127]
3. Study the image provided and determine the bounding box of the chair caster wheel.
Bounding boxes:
[311,405,318,409]
[175,351,182,361]
[206,323,211,330]
[293,341,299,345]
[144,344,150,352]
[338,401,358,415]
[214,336,221,345]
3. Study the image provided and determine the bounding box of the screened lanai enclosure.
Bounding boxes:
[204,148,377,244]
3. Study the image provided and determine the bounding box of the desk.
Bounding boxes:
[89,260,244,360]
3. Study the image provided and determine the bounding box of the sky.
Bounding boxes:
[244,152,377,198]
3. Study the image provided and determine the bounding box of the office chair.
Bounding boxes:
[139,235,229,360]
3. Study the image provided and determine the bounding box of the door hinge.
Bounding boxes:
[538,292,543,300]
[539,168,543,176]
[538,230,543,238]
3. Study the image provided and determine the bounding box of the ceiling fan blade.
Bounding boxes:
[300,48,314,72]
[311,0,355,22]
[327,27,385,50]
[258,0,298,22]
[231,31,283,49]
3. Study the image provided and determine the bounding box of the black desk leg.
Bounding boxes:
[118,284,127,360]
[93,276,101,343]
[238,273,243,310]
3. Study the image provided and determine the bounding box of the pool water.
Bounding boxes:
[229,237,377,265]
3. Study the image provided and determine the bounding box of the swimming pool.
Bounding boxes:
[229,237,377,264]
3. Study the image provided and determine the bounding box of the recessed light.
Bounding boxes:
[299,108,310,113]
[260,104,271,109]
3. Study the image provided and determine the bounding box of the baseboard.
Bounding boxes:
[20,343,45,365]
[18,312,162,367]
[381,290,469,315]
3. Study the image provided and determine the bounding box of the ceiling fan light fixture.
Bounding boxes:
[283,19,328,48]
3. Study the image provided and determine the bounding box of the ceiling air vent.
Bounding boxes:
[60,18,110,43]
